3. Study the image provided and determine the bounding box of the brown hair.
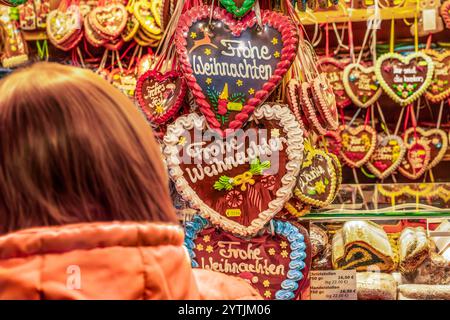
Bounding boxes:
[0,62,178,233]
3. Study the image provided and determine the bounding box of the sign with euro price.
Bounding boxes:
[310,270,357,300]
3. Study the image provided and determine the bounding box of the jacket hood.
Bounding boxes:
[0,222,261,300]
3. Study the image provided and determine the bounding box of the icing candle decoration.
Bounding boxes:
[175,5,298,136]
[163,104,304,237]
[317,57,351,108]
[366,134,406,180]
[184,215,311,300]
[403,127,448,170]
[294,143,338,208]
[135,70,187,124]
[375,52,434,106]
[422,49,450,103]
[398,140,431,180]
[219,0,256,17]
[339,125,377,168]
[343,63,382,108]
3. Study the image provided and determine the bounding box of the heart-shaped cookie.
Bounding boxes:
[294,143,337,208]
[343,63,382,108]
[311,73,339,130]
[286,78,308,134]
[163,104,303,237]
[109,69,137,98]
[46,6,82,49]
[366,134,406,179]
[90,3,127,39]
[134,0,162,35]
[219,0,256,17]
[339,125,377,168]
[318,57,351,108]
[375,52,434,106]
[422,49,450,103]
[135,70,187,124]
[300,81,328,135]
[403,127,448,169]
[184,215,310,300]
[175,5,298,136]
[440,1,450,28]
[122,14,140,42]
[398,139,431,180]
[315,131,342,158]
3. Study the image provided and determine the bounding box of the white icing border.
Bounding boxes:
[163,104,304,237]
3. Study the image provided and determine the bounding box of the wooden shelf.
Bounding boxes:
[298,6,419,25]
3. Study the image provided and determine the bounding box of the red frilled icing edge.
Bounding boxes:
[174,5,299,137]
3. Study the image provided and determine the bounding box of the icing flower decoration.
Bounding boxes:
[314,180,326,194]
[225,190,243,207]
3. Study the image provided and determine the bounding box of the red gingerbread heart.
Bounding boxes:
[135,70,187,124]
[339,124,377,168]
[163,104,304,237]
[318,57,351,108]
[175,5,298,136]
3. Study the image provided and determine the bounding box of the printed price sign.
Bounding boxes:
[310,270,357,300]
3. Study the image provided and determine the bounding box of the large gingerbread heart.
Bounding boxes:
[294,143,337,208]
[403,127,448,169]
[339,124,377,168]
[175,6,298,136]
[163,104,303,236]
[318,57,351,108]
[135,70,187,124]
[366,134,406,179]
[343,63,382,108]
[375,52,434,106]
[184,215,310,300]
[398,139,431,180]
[90,3,127,39]
[422,49,450,103]
[220,0,256,17]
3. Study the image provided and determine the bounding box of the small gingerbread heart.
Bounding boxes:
[318,57,351,108]
[339,124,377,168]
[343,63,382,108]
[398,139,431,180]
[422,49,450,103]
[366,134,406,179]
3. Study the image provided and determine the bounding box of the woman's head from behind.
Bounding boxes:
[0,62,178,233]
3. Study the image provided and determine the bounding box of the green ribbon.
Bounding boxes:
[219,0,256,18]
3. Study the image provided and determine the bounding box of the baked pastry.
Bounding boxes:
[399,227,429,274]
[432,220,450,256]
[310,224,328,258]
[312,243,332,270]
[332,221,395,272]
[413,251,450,285]
[356,272,397,300]
[398,284,450,300]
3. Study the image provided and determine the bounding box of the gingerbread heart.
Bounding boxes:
[422,49,450,103]
[403,127,448,169]
[339,125,377,168]
[184,215,310,300]
[300,81,328,135]
[311,73,339,130]
[343,63,382,108]
[315,131,342,158]
[175,6,298,136]
[109,69,137,98]
[398,139,431,180]
[375,52,434,106]
[219,0,256,17]
[46,6,82,47]
[122,14,140,42]
[90,3,127,39]
[440,1,450,28]
[286,78,308,134]
[366,134,406,179]
[134,0,162,35]
[294,143,337,208]
[163,104,303,237]
[318,57,351,108]
[135,70,187,124]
